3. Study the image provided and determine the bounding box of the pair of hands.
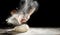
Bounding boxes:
[11,10,30,24]
[11,7,35,24]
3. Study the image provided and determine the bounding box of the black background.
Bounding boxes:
[0,0,60,28]
[28,0,60,27]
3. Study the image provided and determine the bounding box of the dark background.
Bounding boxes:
[28,0,60,27]
[0,0,60,28]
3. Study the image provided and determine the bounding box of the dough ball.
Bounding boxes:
[13,24,29,33]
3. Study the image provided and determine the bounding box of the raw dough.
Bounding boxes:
[13,24,29,33]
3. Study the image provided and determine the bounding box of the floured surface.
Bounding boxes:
[0,28,60,35]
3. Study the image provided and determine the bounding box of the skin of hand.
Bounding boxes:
[10,6,36,24]
[11,10,30,24]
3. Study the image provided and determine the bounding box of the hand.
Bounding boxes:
[20,15,30,23]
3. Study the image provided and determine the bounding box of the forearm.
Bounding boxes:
[28,7,36,16]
